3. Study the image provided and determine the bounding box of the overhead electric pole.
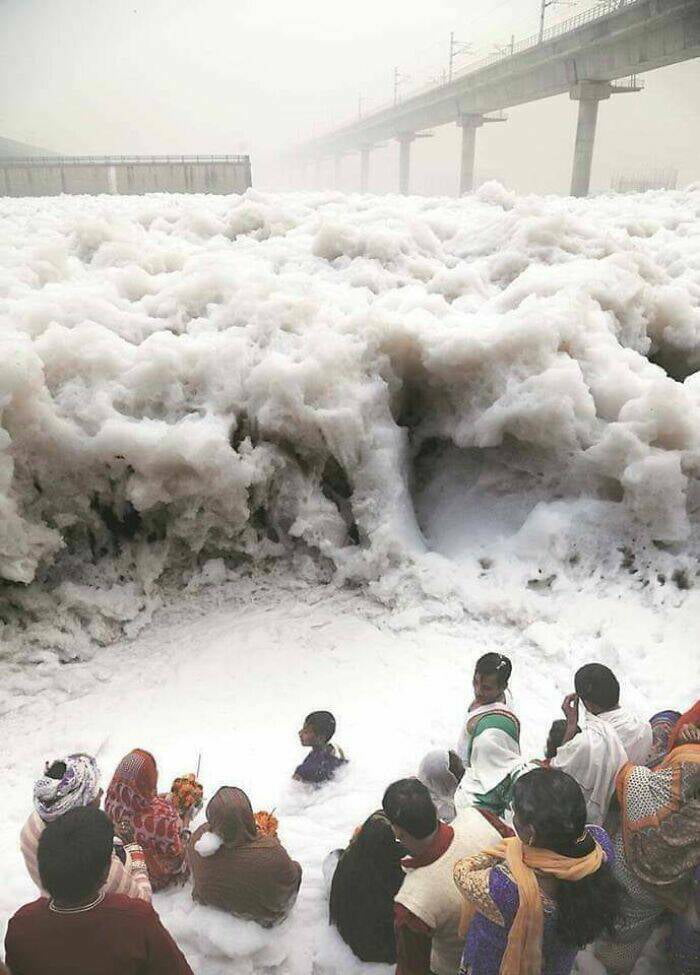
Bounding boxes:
[393,67,408,105]
[448,31,472,83]
[539,0,576,43]
[494,34,516,58]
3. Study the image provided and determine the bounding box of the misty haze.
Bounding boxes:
[1,3,699,975]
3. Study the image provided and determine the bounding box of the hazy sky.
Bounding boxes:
[1,0,699,194]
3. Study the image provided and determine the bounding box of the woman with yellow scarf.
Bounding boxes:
[453,767,620,975]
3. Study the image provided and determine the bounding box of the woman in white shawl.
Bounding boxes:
[454,653,524,818]
[417,750,464,822]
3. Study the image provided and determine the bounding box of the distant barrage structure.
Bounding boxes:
[0,154,252,197]
[610,167,678,192]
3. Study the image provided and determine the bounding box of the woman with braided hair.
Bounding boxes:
[455,653,524,819]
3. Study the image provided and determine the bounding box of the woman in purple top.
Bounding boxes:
[454,769,620,975]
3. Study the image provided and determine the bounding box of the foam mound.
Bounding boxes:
[2,186,700,650]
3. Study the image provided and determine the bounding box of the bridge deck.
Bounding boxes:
[300,0,700,158]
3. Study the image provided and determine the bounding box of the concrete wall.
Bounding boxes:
[0,156,252,197]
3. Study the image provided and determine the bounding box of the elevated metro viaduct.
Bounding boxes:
[296,0,700,197]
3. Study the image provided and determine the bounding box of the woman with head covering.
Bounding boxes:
[453,767,619,975]
[21,753,151,901]
[646,709,682,767]
[105,749,188,892]
[328,811,405,963]
[187,787,302,926]
[595,707,700,974]
[417,750,464,823]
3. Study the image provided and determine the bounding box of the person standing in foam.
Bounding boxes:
[454,653,523,819]
[552,663,652,825]
[384,778,499,975]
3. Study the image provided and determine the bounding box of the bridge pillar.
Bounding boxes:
[360,146,371,192]
[569,81,612,197]
[334,154,342,189]
[398,133,414,195]
[457,115,482,195]
[314,158,322,187]
[457,113,506,195]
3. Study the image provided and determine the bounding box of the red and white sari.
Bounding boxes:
[105,749,188,892]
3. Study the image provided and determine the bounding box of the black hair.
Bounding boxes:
[574,663,620,711]
[305,710,336,743]
[448,750,465,783]
[45,760,67,780]
[329,812,405,963]
[382,778,437,840]
[38,806,114,903]
[475,652,512,688]
[546,719,581,761]
[513,768,620,948]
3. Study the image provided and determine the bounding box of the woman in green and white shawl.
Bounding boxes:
[454,653,523,817]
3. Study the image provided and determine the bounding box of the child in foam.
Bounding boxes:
[293,710,347,784]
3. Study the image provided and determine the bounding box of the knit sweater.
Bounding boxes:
[395,808,499,975]
[20,811,152,901]
[5,893,192,975]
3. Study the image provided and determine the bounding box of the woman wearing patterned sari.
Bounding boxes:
[595,702,700,974]
[105,749,189,892]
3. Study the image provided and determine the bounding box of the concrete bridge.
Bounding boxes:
[296,0,700,196]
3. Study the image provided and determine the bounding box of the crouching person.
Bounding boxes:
[5,806,194,975]
[383,778,500,975]
[188,787,302,926]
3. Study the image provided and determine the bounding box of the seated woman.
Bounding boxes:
[454,767,619,975]
[21,752,151,901]
[417,750,464,822]
[187,787,302,926]
[595,705,700,974]
[455,653,523,818]
[105,749,188,892]
[328,811,405,963]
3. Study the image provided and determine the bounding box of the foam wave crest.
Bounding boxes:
[2,185,700,647]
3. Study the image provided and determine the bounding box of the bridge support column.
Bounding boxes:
[459,124,477,195]
[457,113,507,195]
[398,133,414,195]
[457,116,481,195]
[569,81,611,198]
[360,146,371,193]
[314,158,322,187]
[334,154,342,189]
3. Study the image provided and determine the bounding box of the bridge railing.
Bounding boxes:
[323,0,644,139]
